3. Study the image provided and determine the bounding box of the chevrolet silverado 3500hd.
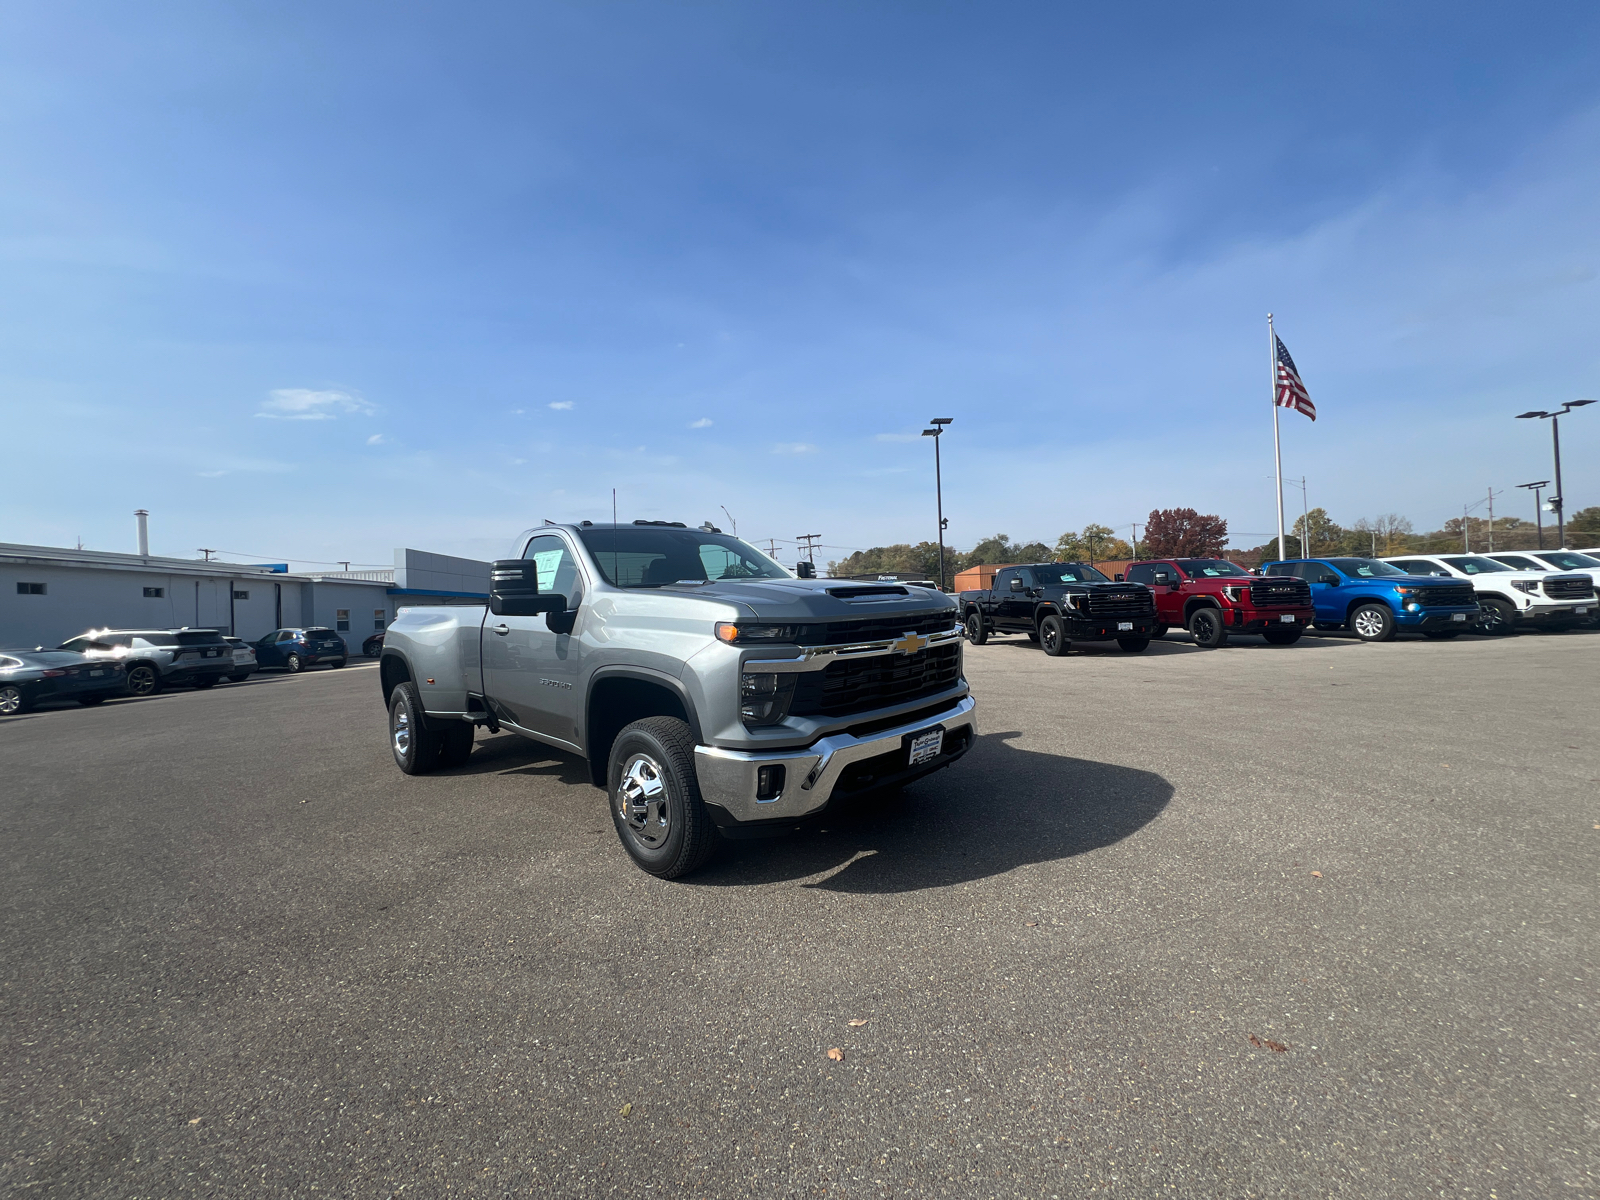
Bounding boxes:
[379,522,977,878]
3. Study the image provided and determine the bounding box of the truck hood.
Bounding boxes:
[657,578,957,622]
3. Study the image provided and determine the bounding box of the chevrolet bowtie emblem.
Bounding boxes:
[891,631,928,655]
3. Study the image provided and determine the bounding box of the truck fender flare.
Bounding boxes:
[1034,601,1065,624]
[1346,595,1393,621]
[584,666,705,788]
[379,648,415,707]
[1182,597,1222,623]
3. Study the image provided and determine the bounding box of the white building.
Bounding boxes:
[0,543,490,650]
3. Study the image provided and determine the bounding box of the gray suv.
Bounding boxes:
[59,628,234,697]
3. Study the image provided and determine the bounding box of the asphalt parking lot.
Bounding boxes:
[3,634,1597,1198]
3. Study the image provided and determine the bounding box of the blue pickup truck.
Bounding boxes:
[1259,557,1481,641]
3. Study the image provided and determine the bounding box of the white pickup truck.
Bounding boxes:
[1380,553,1596,634]
[379,521,978,878]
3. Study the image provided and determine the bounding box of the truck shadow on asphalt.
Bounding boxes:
[691,729,1173,893]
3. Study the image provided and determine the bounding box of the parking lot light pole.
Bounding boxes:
[922,418,953,590]
[1517,401,1593,546]
[1516,480,1550,550]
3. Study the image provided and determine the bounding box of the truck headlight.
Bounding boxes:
[1510,580,1540,594]
[740,672,797,726]
[716,623,800,644]
[1223,586,1244,603]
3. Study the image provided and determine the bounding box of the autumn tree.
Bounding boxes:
[1055,523,1133,563]
[1142,508,1228,557]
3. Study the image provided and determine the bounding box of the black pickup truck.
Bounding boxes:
[959,562,1158,655]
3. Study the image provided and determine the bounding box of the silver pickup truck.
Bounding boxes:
[379,521,977,878]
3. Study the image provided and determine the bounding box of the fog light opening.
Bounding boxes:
[756,764,786,802]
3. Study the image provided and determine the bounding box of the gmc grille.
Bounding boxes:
[1249,579,1312,607]
[789,643,963,718]
[796,611,956,647]
[1419,584,1476,608]
[1083,590,1155,617]
[1544,574,1596,600]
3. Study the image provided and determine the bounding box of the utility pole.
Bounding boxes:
[339,561,351,572]
[796,533,821,564]
[1517,481,1549,550]
[720,507,737,536]
[1484,488,1502,553]
[1130,523,1140,559]
[1462,505,1470,553]
[198,548,215,562]
[763,539,779,558]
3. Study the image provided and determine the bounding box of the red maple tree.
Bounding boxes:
[1143,508,1229,557]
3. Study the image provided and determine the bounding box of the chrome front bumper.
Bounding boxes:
[693,695,977,824]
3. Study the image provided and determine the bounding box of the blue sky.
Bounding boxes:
[4,3,1600,567]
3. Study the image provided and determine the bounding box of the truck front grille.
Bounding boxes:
[1249,579,1312,607]
[789,643,962,718]
[1543,574,1596,600]
[796,611,957,647]
[1418,584,1476,608]
[1083,590,1155,617]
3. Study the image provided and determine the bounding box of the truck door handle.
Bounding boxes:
[491,623,510,636]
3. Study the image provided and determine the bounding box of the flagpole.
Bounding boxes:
[1270,314,1286,560]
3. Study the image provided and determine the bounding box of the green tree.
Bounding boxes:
[1055,523,1133,562]
[1290,507,1346,557]
[1567,506,1600,540]
[958,534,1051,572]
[828,541,944,579]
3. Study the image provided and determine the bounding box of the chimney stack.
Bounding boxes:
[135,509,149,556]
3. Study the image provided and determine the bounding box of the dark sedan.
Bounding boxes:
[0,650,126,715]
[253,628,348,673]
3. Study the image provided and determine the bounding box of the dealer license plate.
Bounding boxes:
[1452,612,1468,621]
[1117,621,1133,631]
[1578,607,1590,615]
[1280,614,1295,623]
[907,728,944,767]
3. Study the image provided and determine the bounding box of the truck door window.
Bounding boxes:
[526,536,583,607]
[994,569,1015,591]
[1125,563,1155,585]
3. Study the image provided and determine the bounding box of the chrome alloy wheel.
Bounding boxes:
[0,685,23,715]
[618,753,671,849]
[1353,608,1386,639]
[126,665,158,696]
[392,703,412,759]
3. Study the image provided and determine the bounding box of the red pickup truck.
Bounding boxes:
[1117,558,1315,647]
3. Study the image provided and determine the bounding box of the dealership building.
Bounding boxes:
[0,542,491,651]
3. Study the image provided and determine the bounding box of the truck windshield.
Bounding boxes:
[578,527,791,588]
[1327,558,1407,577]
[1537,551,1600,569]
[1175,559,1250,577]
[1036,563,1109,583]
[1439,556,1513,575]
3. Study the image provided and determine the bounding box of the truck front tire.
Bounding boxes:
[388,681,442,775]
[1476,598,1517,636]
[1039,615,1069,656]
[964,611,988,645]
[1188,607,1228,648]
[1350,603,1397,642]
[607,717,717,879]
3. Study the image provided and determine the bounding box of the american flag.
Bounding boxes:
[1274,335,1315,421]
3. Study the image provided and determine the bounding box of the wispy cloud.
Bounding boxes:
[772,442,817,455]
[549,401,574,410]
[255,388,376,420]
[366,433,386,445]
[689,417,713,428]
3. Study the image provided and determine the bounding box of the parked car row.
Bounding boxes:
[0,625,353,714]
[958,552,1599,652]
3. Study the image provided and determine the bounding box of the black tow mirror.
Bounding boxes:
[1152,571,1171,584]
[489,559,566,617]
[1319,574,1340,585]
[794,561,816,578]
[1009,577,1024,592]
